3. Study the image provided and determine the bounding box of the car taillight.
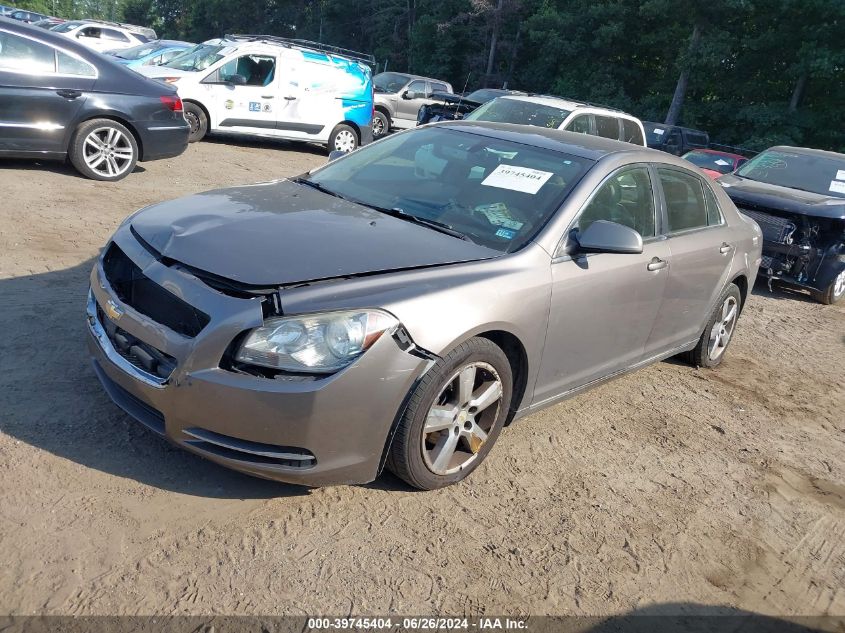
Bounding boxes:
[160,95,183,112]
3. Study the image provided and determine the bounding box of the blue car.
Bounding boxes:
[107,40,194,68]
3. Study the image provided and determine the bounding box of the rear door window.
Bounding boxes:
[102,29,130,43]
[430,81,448,94]
[0,30,55,73]
[595,115,621,140]
[658,168,710,232]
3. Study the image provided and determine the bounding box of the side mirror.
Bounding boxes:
[228,74,247,86]
[327,150,347,162]
[402,90,417,100]
[577,220,643,254]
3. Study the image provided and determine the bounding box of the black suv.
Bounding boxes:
[643,122,709,156]
[0,18,189,180]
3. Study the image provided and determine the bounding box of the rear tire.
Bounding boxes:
[387,337,512,490]
[810,270,845,305]
[328,123,358,153]
[372,111,389,138]
[68,119,138,182]
[686,283,742,368]
[183,102,208,143]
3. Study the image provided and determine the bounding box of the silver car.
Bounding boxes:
[87,122,762,490]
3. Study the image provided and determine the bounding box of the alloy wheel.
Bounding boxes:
[334,129,357,153]
[421,362,503,476]
[372,116,385,137]
[82,127,134,178]
[834,270,845,299]
[708,296,738,361]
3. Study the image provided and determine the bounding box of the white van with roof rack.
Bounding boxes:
[463,94,647,146]
[138,34,375,153]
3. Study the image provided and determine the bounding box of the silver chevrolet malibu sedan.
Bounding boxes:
[87,122,763,490]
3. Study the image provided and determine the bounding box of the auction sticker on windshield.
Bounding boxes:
[481,164,553,194]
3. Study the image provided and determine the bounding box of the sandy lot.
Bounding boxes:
[0,139,843,619]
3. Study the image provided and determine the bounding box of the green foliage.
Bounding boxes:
[8,0,843,151]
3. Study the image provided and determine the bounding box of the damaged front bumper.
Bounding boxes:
[86,228,431,486]
[739,207,845,292]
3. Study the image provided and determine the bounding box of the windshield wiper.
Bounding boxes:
[365,204,475,243]
[292,177,348,201]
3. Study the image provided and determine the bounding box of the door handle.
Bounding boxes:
[283,96,297,100]
[56,89,82,100]
[260,95,275,99]
[719,242,733,254]
[647,257,668,272]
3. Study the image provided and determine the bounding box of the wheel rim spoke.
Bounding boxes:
[430,431,459,472]
[723,305,737,325]
[457,366,476,405]
[425,405,457,433]
[86,153,105,168]
[469,381,502,413]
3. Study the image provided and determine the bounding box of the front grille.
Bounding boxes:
[102,242,210,337]
[183,427,316,469]
[97,304,177,380]
[740,208,797,245]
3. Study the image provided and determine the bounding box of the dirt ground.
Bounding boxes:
[0,138,843,620]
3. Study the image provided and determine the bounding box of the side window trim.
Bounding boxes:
[553,162,661,260]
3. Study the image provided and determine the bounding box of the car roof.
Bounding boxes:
[768,145,845,161]
[493,94,640,120]
[437,120,659,161]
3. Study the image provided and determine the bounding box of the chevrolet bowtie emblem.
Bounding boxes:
[105,299,123,321]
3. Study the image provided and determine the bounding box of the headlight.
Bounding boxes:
[235,310,398,373]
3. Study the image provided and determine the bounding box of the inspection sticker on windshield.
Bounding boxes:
[830,180,845,194]
[715,159,730,166]
[481,164,553,195]
[653,128,665,135]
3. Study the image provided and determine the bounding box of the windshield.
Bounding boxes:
[305,127,592,252]
[51,21,83,33]
[115,42,162,60]
[683,151,736,174]
[465,89,508,103]
[736,149,845,198]
[644,123,669,145]
[464,98,572,129]
[374,72,412,93]
[163,43,224,71]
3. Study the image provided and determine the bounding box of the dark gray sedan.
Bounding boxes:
[0,18,188,180]
[87,122,762,489]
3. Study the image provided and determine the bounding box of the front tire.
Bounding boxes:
[687,283,742,368]
[387,337,513,490]
[183,102,208,143]
[68,119,138,181]
[328,123,359,153]
[811,270,845,305]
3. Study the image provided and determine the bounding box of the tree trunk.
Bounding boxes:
[788,73,807,112]
[484,0,504,87]
[503,22,522,89]
[665,23,701,126]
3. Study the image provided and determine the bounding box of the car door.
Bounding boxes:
[0,29,95,154]
[395,79,429,125]
[644,166,737,354]
[203,52,279,134]
[532,164,671,404]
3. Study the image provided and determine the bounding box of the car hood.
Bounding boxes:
[718,174,845,220]
[130,179,502,287]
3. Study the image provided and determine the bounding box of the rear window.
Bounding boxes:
[465,98,572,129]
[594,115,620,140]
[645,123,668,145]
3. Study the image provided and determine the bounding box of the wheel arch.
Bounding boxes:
[183,98,211,127]
[730,272,749,312]
[476,329,530,425]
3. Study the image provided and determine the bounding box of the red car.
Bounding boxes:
[682,149,748,179]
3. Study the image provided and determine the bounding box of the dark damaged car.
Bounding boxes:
[719,146,845,304]
[87,122,761,490]
[417,88,523,126]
